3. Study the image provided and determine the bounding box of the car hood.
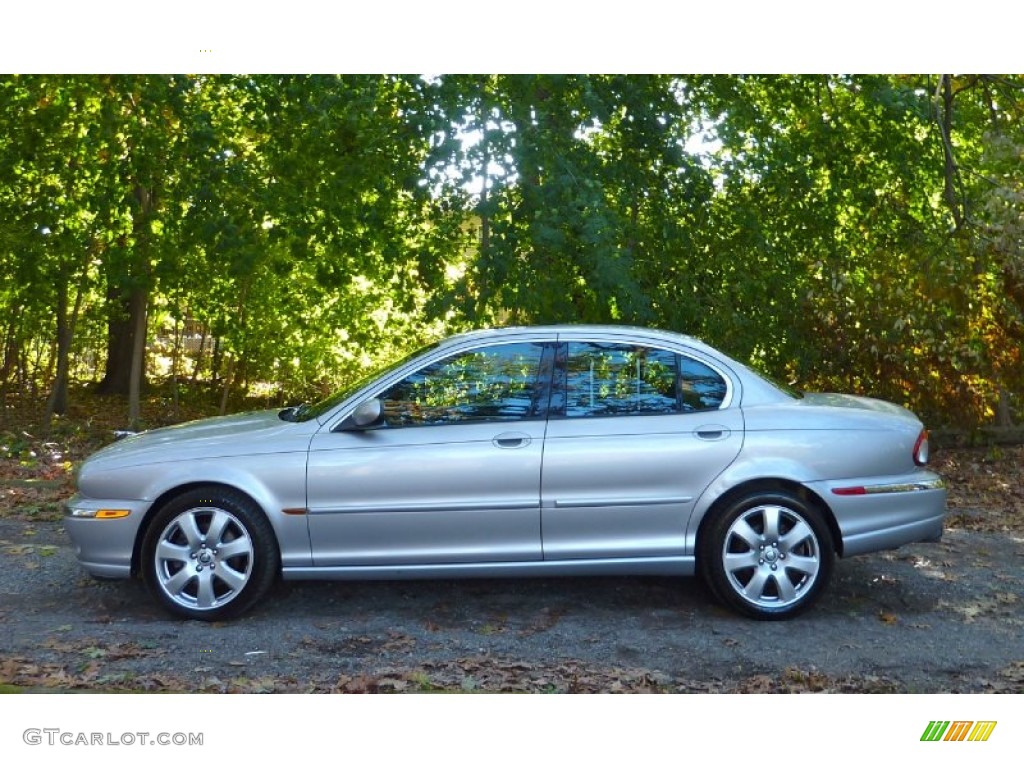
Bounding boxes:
[84,410,312,469]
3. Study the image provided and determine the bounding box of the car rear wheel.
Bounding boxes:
[700,491,834,620]
[141,487,279,621]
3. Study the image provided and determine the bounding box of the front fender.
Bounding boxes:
[137,453,313,568]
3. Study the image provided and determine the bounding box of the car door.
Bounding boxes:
[540,338,743,560]
[306,341,555,566]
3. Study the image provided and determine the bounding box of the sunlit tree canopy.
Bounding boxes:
[2,74,1022,429]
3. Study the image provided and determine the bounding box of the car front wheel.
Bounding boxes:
[141,487,279,620]
[700,491,834,620]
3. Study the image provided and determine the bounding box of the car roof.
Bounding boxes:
[438,324,711,352]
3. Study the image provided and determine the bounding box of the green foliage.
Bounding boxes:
[1,74,1023,427]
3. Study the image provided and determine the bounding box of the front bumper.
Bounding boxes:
[64,495,152,578]
[806,471,947,557]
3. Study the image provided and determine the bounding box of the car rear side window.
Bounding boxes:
[560,342,728,418]
[379,342,548,427]
[679,356,728,411]
[564,342,678,417]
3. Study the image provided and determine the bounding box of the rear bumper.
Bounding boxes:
[806,471,947,557]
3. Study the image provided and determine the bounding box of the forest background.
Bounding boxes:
[2,74,1022,432]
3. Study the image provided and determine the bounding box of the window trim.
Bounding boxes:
[323,331,737,433]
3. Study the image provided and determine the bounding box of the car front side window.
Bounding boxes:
[379,342,550,427]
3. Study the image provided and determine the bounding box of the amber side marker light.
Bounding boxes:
[68,507,132,519]
[95,509,131,519]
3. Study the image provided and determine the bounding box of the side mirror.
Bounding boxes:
[341,398,384,431]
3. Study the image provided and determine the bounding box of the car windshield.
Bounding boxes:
[286,341,441,423]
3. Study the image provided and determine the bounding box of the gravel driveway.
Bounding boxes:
[1,519,1022,692]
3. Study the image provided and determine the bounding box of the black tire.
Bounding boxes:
[141,486,279,621]
[699,491,834,620]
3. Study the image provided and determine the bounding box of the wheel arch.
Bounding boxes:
[694,477,843,561]
[131,481,277,576]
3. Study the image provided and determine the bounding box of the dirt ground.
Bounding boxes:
[1,406,1023,693]
[1,519,1022,693]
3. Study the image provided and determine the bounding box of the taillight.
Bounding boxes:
[913,429,929,466]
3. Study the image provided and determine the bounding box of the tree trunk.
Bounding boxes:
[0,317,17,384]
[190,327,207,386]
[96,282,134,394]
[45,284,72,421]
[170,315,181,421]
[45,257,90,421]
[211,336,222,385]
[98,182,156,397]
[0,317,20,423]
[218,280,250,415]
[996,389,1014,428]
[219,355,235,416]
[935,74,965,232]
[29,336,46,396]
[127,287,148,430]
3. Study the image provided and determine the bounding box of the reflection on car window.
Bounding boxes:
[562,343,728,417]
[380,343,546,427]
[679,356,728,411]
[565,343,678,417]
[295,341,440,422]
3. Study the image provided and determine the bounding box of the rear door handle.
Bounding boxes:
[695,426,731,441]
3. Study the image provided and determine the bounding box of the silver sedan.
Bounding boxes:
[65,325,946,620]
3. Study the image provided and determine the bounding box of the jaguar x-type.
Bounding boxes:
[65,325,946,620]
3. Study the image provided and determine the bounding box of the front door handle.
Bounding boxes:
[492,431,531,449]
